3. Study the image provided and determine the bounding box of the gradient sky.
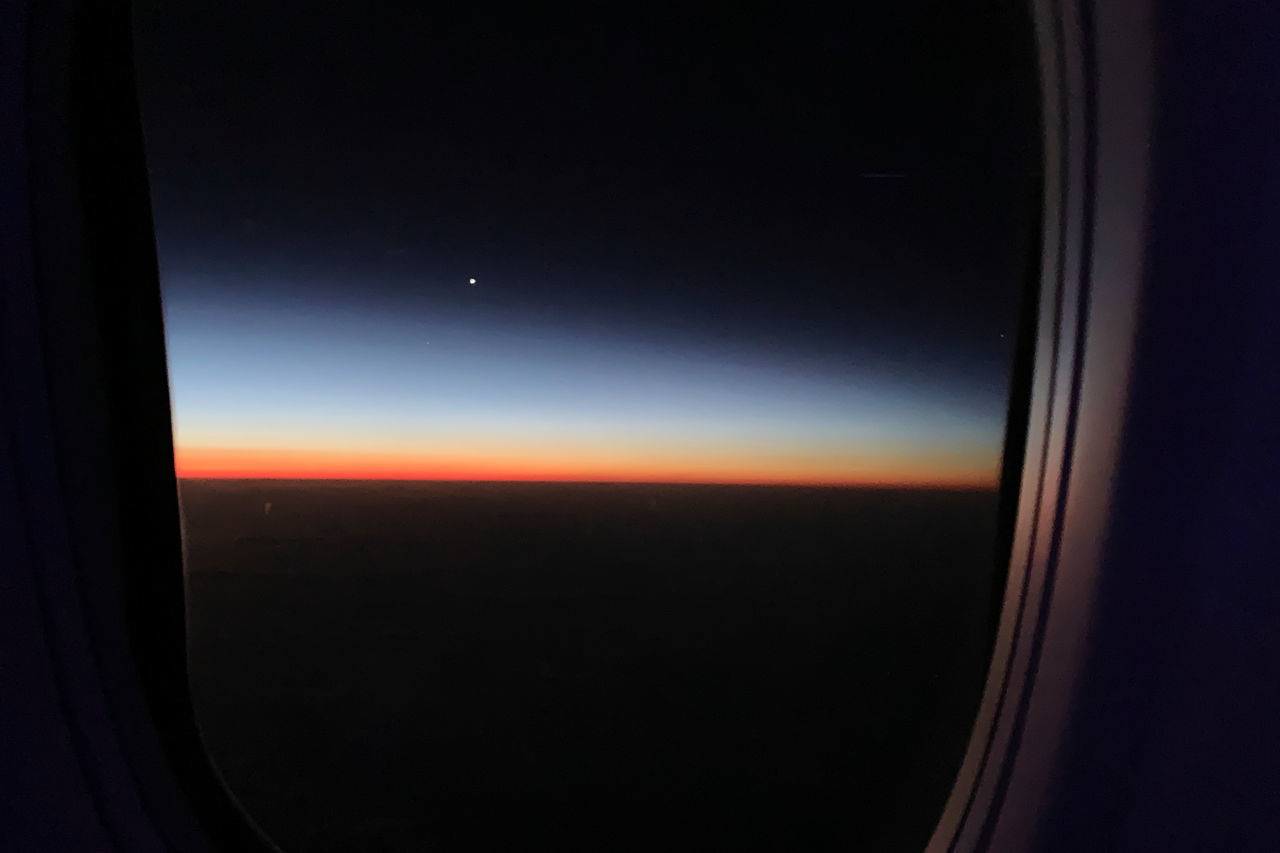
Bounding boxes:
[134,2,1040,486]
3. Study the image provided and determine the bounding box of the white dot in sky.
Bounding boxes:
[469,278,477,285]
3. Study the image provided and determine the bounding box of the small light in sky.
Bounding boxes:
[469,277,477,285]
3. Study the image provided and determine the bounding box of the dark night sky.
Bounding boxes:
[133,1,1041,484]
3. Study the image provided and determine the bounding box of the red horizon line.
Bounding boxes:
[175,473,997,490]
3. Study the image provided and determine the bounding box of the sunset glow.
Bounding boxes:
[162,280,1009,490]
[174,443,998,487]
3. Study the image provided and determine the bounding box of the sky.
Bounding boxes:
[133,2,1040,486]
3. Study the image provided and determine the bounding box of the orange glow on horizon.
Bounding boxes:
[174,445,998,489]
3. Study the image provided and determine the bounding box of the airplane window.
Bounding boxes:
[134,3,1040,850]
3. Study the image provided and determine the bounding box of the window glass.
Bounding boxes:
[135,3,1040,850]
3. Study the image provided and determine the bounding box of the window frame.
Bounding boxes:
[927,2,1153,850]
[5,1,1170,851]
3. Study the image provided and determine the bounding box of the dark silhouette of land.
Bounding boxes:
[180,480,999,852]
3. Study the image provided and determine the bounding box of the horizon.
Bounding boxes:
[173,443,999,488]
[175,475,998,490]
